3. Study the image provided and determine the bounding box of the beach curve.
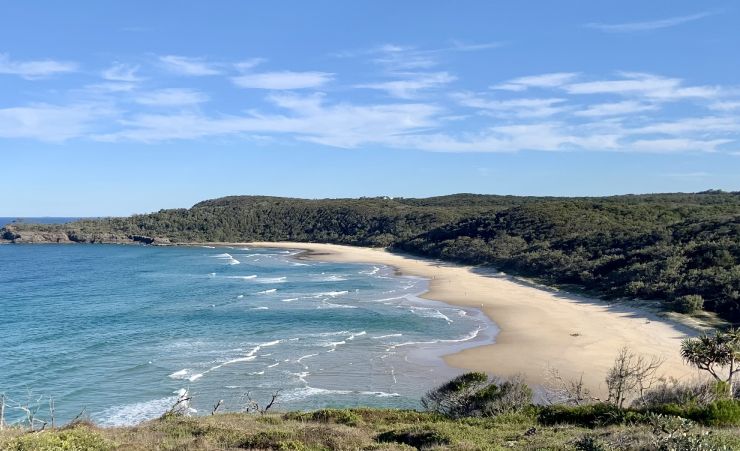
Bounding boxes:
[237,242,702,395]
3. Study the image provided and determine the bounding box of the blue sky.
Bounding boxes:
[1,1,739,216]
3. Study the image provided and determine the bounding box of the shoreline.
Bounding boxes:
[240,241,702,395]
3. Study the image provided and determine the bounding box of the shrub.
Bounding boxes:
[573,434,614,451]
[377,426,453,448]
[478,374,533,416]
[237,430,300,450]
[4,426,113,451]
[647,414,720,451]
[637,378,726,408]
[538,403,648,427]
[672,295,705,314]
[647,400,740,426]
[421,372,489,418]
[421,372,532,418]
[284,409,362,427]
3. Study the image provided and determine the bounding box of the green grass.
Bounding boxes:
[1,408,739,450]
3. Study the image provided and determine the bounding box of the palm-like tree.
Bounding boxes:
[681,328,740,395]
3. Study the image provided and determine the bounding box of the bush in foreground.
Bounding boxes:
[421,372,533,418]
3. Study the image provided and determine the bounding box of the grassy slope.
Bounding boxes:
[1,409,739,451]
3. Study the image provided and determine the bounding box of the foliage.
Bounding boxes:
[421,372,532,418]
[2,425,113,451]
[421,371,489,418]
[637,378,728,409]
[672,295,705,314]
[284,408,363,426]
[376,426,453,448]
[652,400,740,427]
[1,407,739,450]
[681,329,740,394]
[538,403,649,428]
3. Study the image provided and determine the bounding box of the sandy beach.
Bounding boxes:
[237,242,702,395]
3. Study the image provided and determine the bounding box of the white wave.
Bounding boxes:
[360,266,380,275]
[251,306,269,310]
[213,253,233,258]
[237,247,251,251]
[318,275,347,282]
[292,371,310,384]
[314,290,348,298]
[257,277,287,283]
[360,391,400,397]
[280,386,351,402]
[317,301,357,309]
[363,295,404,303]
[322,340,346,352]
[292,262,309,266]
[308,330,350,337]
[407,306,453,323]
[227,257,240,265]
[267,362,280,368]
[347,331,366,341]
[296,353,318,364]
[96,395,179,426]
[257,288,277,294]
[208,272,216,278]
[280,387,400,403]
[226,275,258,280]
[387,326,483,350]
[237,295,244,299]
[281,297,299,302]
[372,333,403,339]
[247,371,264,375]
[168,369,191,380]
[201,245,216,249]
[192,339,283,380]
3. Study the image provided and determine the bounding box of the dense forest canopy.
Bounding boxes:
[3,192,740,322]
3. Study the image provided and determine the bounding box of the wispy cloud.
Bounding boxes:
[492,72,579,91]
[710,101,740,111]
[585,11,715,33]
[102,62,142,82]
[232,71,333,90]
[574,100,657,117]
[234,58,266,71]
[0,53,77,79]
[340,41,504,72]
[454,93,568,118]
[564,72,719,100]
[159,55,221,76]
[357,72,455,99]
[134,88,209,106]
[97,92,440,147]
[0,103,112,141]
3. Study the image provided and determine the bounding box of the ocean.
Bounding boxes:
[0,244,495,426]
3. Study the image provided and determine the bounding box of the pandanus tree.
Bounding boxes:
[680,328,740,396]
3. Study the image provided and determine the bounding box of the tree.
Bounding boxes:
[605,347,663,408]
[681,328,740,396]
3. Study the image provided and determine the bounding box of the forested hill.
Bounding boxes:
[3,192,740,322]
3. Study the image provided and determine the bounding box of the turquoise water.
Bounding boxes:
[0,244,495,426]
